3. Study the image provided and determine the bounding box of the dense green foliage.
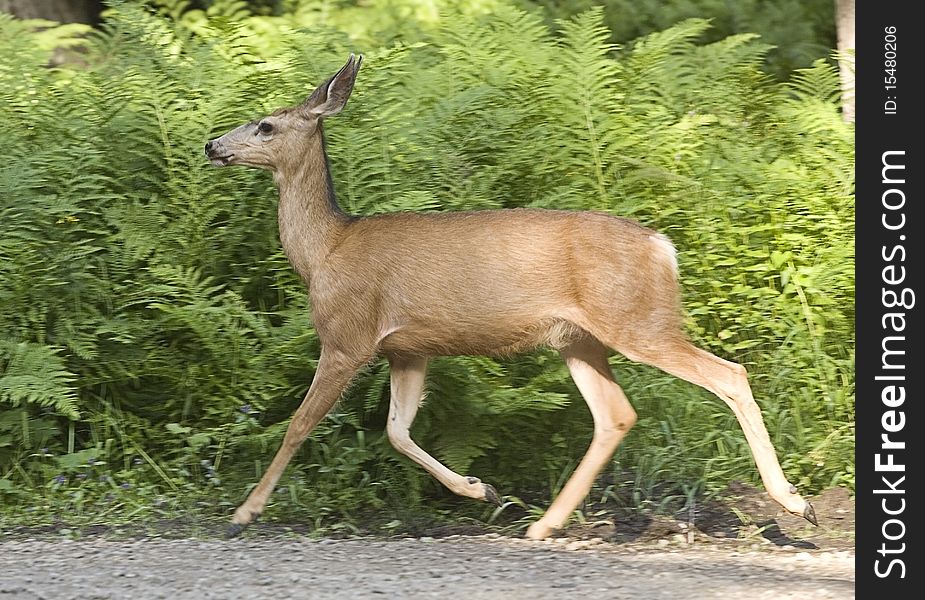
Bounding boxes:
[147,0,838,78]
[521,0,836,78]
[0,0,853,531]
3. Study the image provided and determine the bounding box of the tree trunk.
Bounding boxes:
[835,0,855,122]
[0,0,103,24]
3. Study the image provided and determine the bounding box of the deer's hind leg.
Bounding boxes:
[614,335,816,525]
[386,355,501,505]
[525,337,637,540]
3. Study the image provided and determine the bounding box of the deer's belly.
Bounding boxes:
[377,316,587,357]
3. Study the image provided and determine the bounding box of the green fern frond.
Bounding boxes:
[788,58,842,104]
[0,341,79,419]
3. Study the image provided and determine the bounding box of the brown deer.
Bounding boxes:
[206,54,816,539]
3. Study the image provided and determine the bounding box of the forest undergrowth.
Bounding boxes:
[0,0,854,535]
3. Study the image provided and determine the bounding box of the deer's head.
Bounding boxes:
[205,54,362,172]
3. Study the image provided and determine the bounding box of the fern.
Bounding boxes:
[0,1,853,513]
[0,342,79,419]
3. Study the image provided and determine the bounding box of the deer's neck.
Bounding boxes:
[274,128,351,282]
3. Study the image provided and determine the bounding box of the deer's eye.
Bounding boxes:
[257,121,274,134]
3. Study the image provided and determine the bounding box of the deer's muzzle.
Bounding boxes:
[204,140,234,166]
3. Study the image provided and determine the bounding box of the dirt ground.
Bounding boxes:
[0,484,855,599]
[567,481,856,552]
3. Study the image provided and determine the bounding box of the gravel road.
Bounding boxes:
[0,534,854,599]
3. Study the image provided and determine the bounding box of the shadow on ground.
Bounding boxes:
[555,482,855,552]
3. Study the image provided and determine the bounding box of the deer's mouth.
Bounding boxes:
[209,154,235,166]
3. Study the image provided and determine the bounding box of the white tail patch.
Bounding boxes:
[649,234,678,277]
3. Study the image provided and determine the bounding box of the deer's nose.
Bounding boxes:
[204,140,214,154]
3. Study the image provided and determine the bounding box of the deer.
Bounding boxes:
[205,54,817,540]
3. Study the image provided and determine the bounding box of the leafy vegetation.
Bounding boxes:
[0,0,853,533]
[520,0,837,79]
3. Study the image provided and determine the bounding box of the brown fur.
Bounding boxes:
[206,54,814,539]
[306,208,669,347]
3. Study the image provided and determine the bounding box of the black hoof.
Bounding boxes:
[226,522,248,539]
[483,483,502,507]
[803,501,818,526]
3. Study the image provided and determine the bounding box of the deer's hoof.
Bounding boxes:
[525,520,554,540]
[803,501,818,526]
[483,483,502,507]
[226,522,248,539]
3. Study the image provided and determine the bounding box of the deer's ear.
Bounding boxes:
[301,54,363,118]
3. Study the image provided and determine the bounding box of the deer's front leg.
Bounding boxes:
[386,355,501,505]
[228,347,368,537]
